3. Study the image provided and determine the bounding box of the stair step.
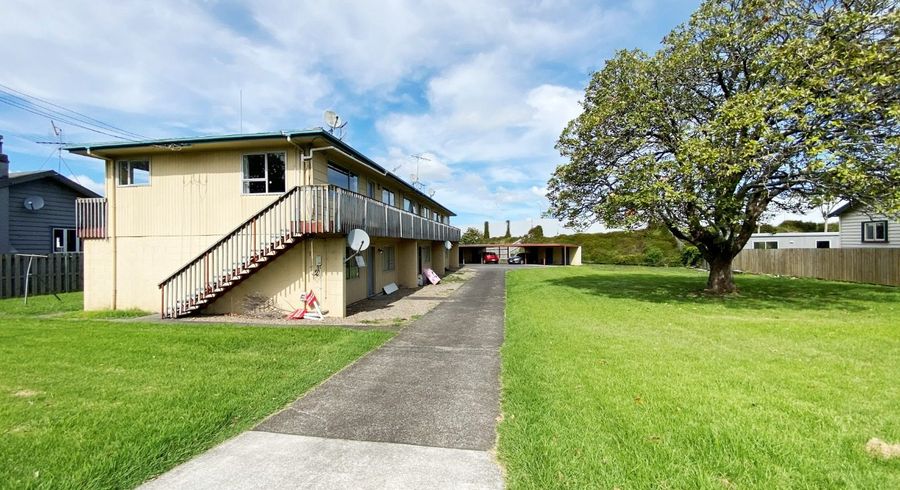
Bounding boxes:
[164,229,310,318]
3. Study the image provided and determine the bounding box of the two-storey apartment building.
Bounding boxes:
[67,129,460,318]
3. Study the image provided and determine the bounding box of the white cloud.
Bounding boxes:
[2,0,731,230]
[68,174,106,196]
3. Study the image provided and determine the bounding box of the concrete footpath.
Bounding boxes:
[142,266,506,489]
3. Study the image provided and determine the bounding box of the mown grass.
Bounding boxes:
[0,293,392,489]
[500,266,900,489]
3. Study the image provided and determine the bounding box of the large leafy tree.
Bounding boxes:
[460,227,483,244]
[549,0,899,293]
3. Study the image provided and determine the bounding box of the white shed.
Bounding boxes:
[743,232,840,250]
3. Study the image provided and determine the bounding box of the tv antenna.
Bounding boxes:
[324,110,348,139]
[410,153,430,190]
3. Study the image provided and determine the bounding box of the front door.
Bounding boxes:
[367,248,376,297]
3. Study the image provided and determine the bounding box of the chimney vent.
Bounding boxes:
[0,135,9,179]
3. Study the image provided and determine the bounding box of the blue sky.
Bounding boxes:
[4,0,821,235]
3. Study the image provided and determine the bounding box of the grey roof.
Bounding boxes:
[828,202,855,218]
[65,128,455,216]
[1,170,101,198]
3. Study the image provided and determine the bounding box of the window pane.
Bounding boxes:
[66,229,78,252]
[816,241,830,249]
[52,229,65,252]
[131,161,150,185]
[244,154,266,179]
[328,164,349,190]
[403,198,412,212]
[348,173,358,193]
[876,223,886,240]
[345,247,360,279]
[245,181,267,194]
[267,153,285,193]
[117,161,130,185]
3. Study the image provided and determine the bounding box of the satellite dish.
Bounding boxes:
[444,240,452,250]
[324,110,339,129]
[347,229,370,252]
[24,196,45,211]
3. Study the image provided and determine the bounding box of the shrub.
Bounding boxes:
[643,247,665,266]
[680,246,702,267]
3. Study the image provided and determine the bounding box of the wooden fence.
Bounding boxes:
[733,248,900,287]
[0,253,84,298]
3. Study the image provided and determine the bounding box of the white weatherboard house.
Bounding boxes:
[743,232,840,250]
[829,203,899,248]
[67,129,460,318]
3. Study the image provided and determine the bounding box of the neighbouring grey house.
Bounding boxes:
[743,232,841,250]
[0,136,101,254]
[829,203,899,248]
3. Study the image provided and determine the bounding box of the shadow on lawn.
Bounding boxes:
[545,270,898,312]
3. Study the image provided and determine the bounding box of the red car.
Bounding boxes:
[482,252,499,264]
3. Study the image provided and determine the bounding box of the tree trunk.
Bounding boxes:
[706,257,737,294]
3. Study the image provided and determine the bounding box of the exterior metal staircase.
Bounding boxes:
[158,186,318,318]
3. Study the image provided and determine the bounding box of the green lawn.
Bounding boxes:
[0,293,392,488]
[500,266,900,489]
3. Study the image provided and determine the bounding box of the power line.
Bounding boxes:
[0,83,148,140]
[0,95,139,142]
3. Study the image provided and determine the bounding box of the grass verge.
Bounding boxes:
[500,266,900,488]
[0,293,392,488]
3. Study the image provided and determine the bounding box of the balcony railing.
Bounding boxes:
[75,198,108,239]
[75,186,460,243]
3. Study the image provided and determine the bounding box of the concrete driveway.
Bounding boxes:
[142,266,506,489]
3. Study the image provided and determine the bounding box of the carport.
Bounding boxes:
[459,243,582,265]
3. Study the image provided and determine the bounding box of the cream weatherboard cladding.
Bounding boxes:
[71,131,460,317]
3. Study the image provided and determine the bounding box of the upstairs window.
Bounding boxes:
[242,152,286,194]
[382,189,396,206]
[328,163,358,193]
[862,221,888,242]
[403,198,413,213]
[117,159,150,186]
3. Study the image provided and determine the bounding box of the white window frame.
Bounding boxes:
[753,241,778,250]
[862,221,888,243]
[242,152,287,195]
[52,228,81,253]
[116,159,151,187]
